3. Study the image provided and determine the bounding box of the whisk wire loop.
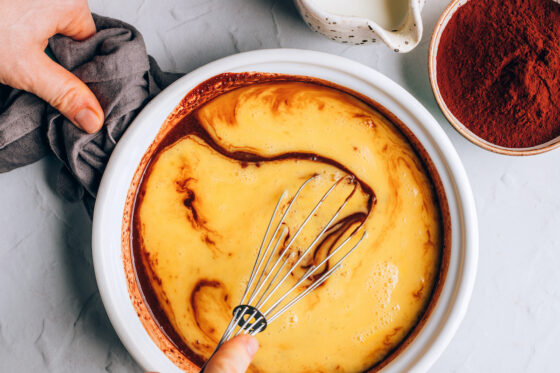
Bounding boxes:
[200,174,369,370]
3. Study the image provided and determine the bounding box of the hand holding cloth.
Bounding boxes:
[0,15,181,215]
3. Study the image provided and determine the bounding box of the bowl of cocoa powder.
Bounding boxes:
[429,0,560,155]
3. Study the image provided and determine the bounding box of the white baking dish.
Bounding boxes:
[92,49,478,373]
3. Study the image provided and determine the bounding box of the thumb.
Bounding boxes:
[205,336,259,373]
[27,52,104,133]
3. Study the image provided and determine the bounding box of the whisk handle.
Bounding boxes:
[199,342,223,373]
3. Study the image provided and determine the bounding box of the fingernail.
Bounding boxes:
[246,337,259,357]
[75,107,102,133]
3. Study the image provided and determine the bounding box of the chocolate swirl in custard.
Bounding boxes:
[130,76,447,373]
[135,108,375,360]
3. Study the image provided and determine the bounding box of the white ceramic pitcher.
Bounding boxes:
[294,0,425,53]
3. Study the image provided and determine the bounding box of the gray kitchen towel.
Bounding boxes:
[0,14,182,215]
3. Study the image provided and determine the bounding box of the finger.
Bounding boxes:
[57,4,96,41]
[26,52,104,133]
[205,336,259,373]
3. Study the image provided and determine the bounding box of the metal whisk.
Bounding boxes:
[201,174,368,370]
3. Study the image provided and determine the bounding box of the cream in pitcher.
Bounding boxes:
[317,0,409,30]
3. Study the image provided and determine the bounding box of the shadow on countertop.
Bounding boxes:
[44,155,142,372]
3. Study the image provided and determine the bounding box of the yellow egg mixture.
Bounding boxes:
[134,81,443,372]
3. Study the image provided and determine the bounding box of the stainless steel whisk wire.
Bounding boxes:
[200,175,368,371]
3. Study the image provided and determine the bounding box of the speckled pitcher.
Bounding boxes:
[294,0,425,53]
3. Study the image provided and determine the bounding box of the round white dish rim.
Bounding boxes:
[92,48,478,373]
